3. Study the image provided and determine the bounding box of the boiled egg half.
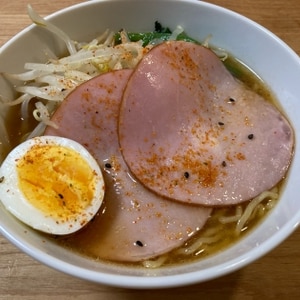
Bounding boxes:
[0,136,105,235]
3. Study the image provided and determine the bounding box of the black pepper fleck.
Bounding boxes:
[218,122,225,126]
[0,176,4,183]
[58,193,64,199]
[105,163,112,168]
[135,240,144,247]
[222,161,227,167]
[248,134,254,140]
[229,97,236,103]
[184,171,190,179]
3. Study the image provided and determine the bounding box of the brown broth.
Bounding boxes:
[5,99,39,149]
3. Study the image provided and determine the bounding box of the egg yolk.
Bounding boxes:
[16,143,97,222]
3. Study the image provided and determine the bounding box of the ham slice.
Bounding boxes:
[119,41,294,206]
[45,70,211,262]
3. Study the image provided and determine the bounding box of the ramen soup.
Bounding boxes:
[48,52,290,268]
[0,23,294,268]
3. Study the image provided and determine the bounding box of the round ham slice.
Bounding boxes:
[44,69,211,262]
[119,41,294,206]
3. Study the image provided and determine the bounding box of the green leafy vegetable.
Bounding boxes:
[114,21,199,47]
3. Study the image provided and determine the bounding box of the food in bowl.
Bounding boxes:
[0,4,294,268]
[0,0,299,288]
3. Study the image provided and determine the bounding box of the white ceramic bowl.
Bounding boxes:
[1,0,300,289]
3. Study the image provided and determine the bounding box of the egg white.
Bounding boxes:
[0,136,105,235]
